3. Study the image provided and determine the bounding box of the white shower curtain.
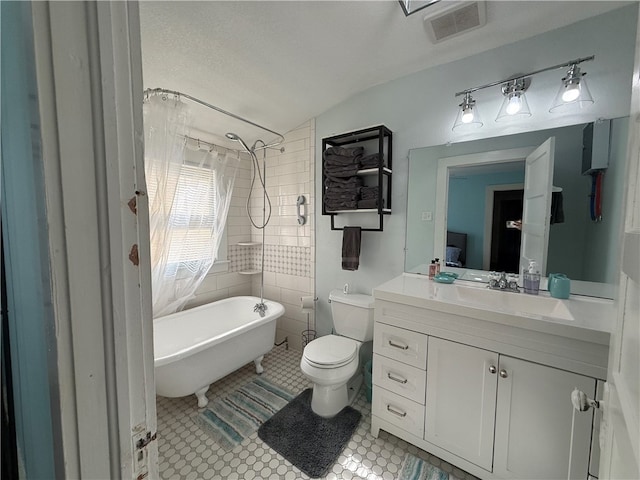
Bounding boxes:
[144,94,238,317]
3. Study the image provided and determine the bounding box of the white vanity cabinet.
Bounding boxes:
[424,337,498,472]
[424,337,595,479]
[370,287,611,480]
[492,355,594,480]
[372,323,428,438]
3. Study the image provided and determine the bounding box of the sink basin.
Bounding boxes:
[436,284,574,321]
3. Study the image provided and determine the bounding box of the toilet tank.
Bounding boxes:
[329,289,375,342]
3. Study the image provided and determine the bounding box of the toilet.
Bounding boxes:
[300,289,375,417]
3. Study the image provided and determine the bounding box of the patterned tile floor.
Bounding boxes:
[156,345,478,480]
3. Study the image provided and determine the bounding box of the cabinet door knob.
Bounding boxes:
[499,369,508,378]
[489,365,497,374]
[388,339,409,350]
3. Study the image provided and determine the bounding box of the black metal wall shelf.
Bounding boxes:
[322,125,392,231]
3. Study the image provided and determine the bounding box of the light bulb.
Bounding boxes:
[461,107,474,124]
[505,94,522,115]
[562,83,581,102]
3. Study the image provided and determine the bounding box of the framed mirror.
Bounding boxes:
[405,117,629,298]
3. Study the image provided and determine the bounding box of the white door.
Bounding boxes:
[598,9,640,478]
[520,137,555,276]
[493,356,595,480]
[31,3,157,478]
[425,337,498,472]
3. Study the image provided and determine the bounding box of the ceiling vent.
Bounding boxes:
[423,1,486,43]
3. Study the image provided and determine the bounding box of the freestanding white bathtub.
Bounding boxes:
[154,296,284,407]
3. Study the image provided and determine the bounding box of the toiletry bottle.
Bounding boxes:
[523,260,540,295]
[429,260,436,279]
[435,258,441,275]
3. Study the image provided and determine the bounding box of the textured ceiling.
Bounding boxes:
[139,1,626,147]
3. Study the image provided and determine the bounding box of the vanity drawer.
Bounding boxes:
[373,354,426,405]
[374,323,428,368]
[373,386,425,438]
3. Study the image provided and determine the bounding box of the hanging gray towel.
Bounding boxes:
[551,191,565,224]
[341,226,361,271]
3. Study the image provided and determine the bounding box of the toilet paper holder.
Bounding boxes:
[300,296,317,310]
[300,296,317,348]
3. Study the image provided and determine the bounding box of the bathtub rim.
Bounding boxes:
[153,296,284,367]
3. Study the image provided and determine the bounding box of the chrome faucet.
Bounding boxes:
[254,301,267,317]
[488,272,520,293]
[343,283,349,295]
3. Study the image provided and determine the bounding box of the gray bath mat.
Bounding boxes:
[195,376,294,451]
[258,388,361,478]
[397,453,449,480]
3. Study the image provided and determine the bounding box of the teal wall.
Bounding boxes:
[447,170,525,269]
[1,2,58,477]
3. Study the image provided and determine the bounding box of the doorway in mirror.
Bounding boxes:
[490,189,523,272]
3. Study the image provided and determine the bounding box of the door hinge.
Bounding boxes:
[133,430,156,480]
[135,431,157,450]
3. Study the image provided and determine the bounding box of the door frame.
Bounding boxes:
[434,147,534,268]
[27,2,156,478]
[598,7,640,477]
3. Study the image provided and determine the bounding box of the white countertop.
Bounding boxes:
[373,273,614,345]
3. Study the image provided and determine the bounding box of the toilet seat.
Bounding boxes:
[302,335,357,369]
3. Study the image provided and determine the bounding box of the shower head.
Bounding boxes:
[225,132,252,154]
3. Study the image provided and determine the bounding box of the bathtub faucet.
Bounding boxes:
[254,301,267,317]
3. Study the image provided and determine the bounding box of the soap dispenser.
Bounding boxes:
[523,260,540,295]
[428,260,436,279]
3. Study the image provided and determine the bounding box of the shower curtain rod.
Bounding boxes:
[182,134,242,156]
[144,87,285,150]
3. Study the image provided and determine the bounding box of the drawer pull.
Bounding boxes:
[388,339,409,350]
[386,405,407,418]
[387,372,408,384]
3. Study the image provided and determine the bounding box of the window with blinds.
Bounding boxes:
[148,162,223,278]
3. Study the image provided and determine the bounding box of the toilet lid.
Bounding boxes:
[303,335,357,368]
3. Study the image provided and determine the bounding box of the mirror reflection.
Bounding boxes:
[405,117,629,298]
[447,160,526,272]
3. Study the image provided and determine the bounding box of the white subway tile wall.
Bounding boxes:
[251,120,315,352]
[186,121,316,352]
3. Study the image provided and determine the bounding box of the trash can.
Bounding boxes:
[364,359,373,403]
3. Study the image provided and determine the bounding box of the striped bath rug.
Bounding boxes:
[397,453,449,480]
[195,376,294,451]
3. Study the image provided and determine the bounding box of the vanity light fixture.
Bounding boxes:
[495,78,531,121]
[453,55,594,130]
[549,63,594,112]
[452,92,483,131]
